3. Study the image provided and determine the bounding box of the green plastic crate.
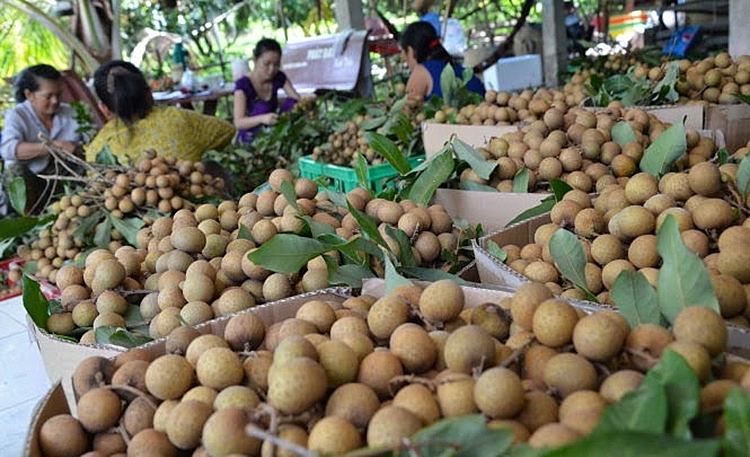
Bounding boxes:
[298,155,424,193]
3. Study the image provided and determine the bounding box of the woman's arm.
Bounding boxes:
[282,79,302,101]
[406,64,433,102]
[1,109,48,161]
[233,89,277,130]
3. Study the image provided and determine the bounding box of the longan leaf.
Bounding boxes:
[736,156,750,196]
[656,214,719,324]
[723,388,750,457]
[237,224,254,241]
[94,215,113,248]
[384,255,412,295]
[610,270,660,329]
[647,350,701,439]
[402,149,455,206]
[452,138,497,180]
[611,121,638,147]
[346,200,389,250]
[95,326,152,348]
[383,225,418,267]
[247,234,327,274]
[548,229,590,296]
[409,414,514,457]
[512,167,529,193]
[326,264,374,288]
[458,180,498,192]
[0,216,48,240]
[22,274,49,330]
[300,215,336,238]
[354,153,369,189]
[365,131,410,175]
[548,179,573,201]
[595,375,668,434]
[397,267,471,285]
[504,196,555,228]
[94,145,120,165]
[485,240,507,262]
[110,216,144,248]
[640,122,686,177]
[8,176,26,215]
[122,304,144,328]
[279,181,299,213]
[541,432,720,457]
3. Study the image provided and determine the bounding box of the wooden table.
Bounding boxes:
[152,87,234,116]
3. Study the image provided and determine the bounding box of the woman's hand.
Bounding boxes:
[262,112,279,126]
[52,140,81,155]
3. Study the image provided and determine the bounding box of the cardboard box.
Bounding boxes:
[473,212,551,288]
[422,123,518,157]
[704,104,750,153]
[28,288,352,413]
[585,104,705,130]
[482,54,543,93]
[432,188,548,234]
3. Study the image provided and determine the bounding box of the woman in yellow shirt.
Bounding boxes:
[86,60,235,164]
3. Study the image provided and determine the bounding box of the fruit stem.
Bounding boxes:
[101,384,158,410]
[245,423,315,457]
[500,334,537,369]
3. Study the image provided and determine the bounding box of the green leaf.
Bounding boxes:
[325,190,348,209]
[95,326,152,348]
[549,229,592,297]
[8,177,27,215]
[346,201,389,249]
[549,179,574,201]
[94,215,113,248]
[452,138,497,180]
[656,214,720,324]
[542,432,720,457]
[110,216,145,247]
[411,415,514,457]
[358,116,387,131]
[717,148,729,166]
[300,215,336,238]
[0,216,44,240]
[327,264,374,288]
[22,274,49,330]
[365,132,410,175]
[384,225,417,267]
[440,64,457,106]
[504,197,556,227]
[237,224,254,241]
[403,149,455,206]
[72,212,104,242]
[611,122,638,147]
[94,145,120,165]
[610,270,661,329]
[398,267,472,285]
[280,181,299,213]
[486,240,507,262]
[247,234,327,274]
[723,388,750,457]
[736,156,750,197]
[384,255,413,294]
[640,122,687,177]
[512,167,530,192]
[458,180,499,192]
[648,350,701,439]
[595,376,668,434]
[354,154,369,189]
[122,304,144,328]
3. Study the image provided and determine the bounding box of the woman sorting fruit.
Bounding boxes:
[399,21,485,102]
[0,64,88,215]
[86,60,235,164]
[233,38,306,144]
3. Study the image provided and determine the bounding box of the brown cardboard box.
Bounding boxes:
[422,123,518,157]
[704,104,750,153]
[585,104,705,130]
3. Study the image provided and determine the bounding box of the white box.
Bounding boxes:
[482,54,543,92]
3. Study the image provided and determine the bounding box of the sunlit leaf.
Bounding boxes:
[611,122,638,147]
[365,132,410,175]
[549,229,594,299]
[595,375,668,434]
[384,255,412,294]
[247,234,327,273]
[403,149,455,206]
[736,156,750,196]
[504,197,555,227]
[486,240,507,262]
[512,167,529,192]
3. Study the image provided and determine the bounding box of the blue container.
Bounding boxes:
[663,26,701,58]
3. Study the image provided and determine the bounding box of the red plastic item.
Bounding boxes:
[0,258,25,301]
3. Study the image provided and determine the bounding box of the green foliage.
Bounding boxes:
[610,270,661,329]
[22,273,48,329]
[585,61,681,108]
[548,229,598,302]
[640,122,687,178]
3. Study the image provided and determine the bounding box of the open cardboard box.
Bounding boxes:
[704,104,750,153]
[422,123,518,157]
[584,104,705,130]
[26,278,607,457]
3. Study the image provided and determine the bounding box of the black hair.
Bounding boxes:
[400,21,452,64]
[253,38,282,59]
[93,60,153,124]
[13,64,62,103]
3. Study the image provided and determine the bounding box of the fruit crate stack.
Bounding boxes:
[298,155,424,193]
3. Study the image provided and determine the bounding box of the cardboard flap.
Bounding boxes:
[422,123,519,157]
[25,382,69,457]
